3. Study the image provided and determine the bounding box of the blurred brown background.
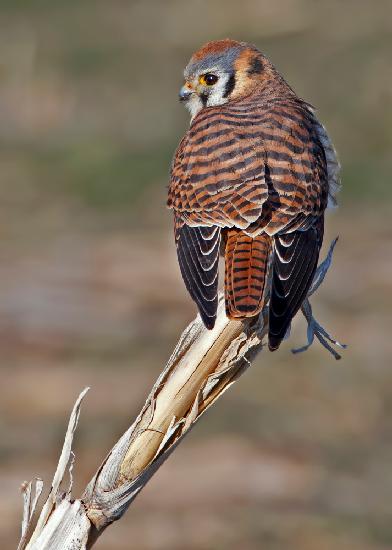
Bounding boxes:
[1,1,392,548]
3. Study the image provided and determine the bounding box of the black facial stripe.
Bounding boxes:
[223,73,236,98]
[247,55,264,75]
[200,92,208,107]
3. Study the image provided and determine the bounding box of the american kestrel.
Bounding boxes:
[168,39,339,351]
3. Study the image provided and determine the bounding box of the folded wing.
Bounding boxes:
[175,221,221,329]
[268,218,324,350]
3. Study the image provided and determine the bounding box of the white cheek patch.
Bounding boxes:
[184,73,231,120]
[186,95,204,120]
[206,74,231,108]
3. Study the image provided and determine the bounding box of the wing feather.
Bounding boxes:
[175,221,220,328]
[268,218,324,350]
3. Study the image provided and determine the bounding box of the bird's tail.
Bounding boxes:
[224,229,271,320]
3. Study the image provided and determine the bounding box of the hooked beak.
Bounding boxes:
[179,85,193,102]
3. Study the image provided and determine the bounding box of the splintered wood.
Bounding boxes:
[119,311,247,481]
[17,240,344,549]
[83,297,265,530]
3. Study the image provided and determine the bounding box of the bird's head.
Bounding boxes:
[179,39,287,119]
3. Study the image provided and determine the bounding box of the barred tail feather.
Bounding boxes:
[224,229,271,320]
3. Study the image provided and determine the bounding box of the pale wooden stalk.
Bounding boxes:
[17,241,343,550]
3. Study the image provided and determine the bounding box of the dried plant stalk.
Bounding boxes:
[18,241,344,550]
[83,299,265,532]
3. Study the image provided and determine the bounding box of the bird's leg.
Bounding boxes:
[292,298,347,359]
[291,237,347,360]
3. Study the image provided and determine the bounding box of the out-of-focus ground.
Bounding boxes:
[1,1,392,548]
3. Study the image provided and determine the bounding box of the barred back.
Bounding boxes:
[169,92,331,346]
[169,95,328,237]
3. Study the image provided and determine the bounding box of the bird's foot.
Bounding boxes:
[292,298,347,360]
[291,237,347,360]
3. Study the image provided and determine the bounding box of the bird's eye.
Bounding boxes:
[200,73,219,86]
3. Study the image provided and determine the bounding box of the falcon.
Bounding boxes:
[168,39,340,351]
